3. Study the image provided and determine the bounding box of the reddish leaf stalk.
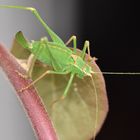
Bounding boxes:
[0,43,58,140]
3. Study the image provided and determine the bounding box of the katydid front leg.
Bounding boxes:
[81,40,91,60]
[66,37,92,61]
[65,35,77,53]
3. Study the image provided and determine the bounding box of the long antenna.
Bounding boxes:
[93,72,140,75]
[90,76,99,139]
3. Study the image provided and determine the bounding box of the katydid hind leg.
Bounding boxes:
[65,35,77,53]
[19,70,69,92]
[0,5,65,46]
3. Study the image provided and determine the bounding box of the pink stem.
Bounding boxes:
[0,43,58,140]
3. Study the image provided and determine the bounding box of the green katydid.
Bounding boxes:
[0,5,100,137]
[0,5,96,99]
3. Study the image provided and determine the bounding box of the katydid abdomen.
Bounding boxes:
[26,40,74,72]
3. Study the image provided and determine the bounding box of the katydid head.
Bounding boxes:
[80,65,93,78]
[71,54,93,78]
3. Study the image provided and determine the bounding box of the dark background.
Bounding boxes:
[79,0,140,140]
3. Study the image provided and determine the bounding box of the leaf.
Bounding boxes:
[11,34,108,140]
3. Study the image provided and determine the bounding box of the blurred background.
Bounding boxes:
[0,0,139,140]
